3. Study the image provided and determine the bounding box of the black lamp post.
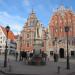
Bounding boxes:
[4,26,10,67]
[64,26,70,69]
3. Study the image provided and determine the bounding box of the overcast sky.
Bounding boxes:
[0,0,75,35]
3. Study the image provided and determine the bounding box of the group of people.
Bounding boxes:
[15,50,48,63]
[13,50,59,63]
[19,51,33,61]
[15,51,33,61]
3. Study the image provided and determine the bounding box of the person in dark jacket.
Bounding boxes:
[15,52,18,61]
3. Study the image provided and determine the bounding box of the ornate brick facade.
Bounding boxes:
[50,6,75,39]
[20,10,47,52]
[49,6,75,57]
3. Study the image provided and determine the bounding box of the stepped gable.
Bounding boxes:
[49,5,75,38]
[23,9,39,28]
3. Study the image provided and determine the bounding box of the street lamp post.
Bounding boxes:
[65,26,70,69]
[4,26,10,67]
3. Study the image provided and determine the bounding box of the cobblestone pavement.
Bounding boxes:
[0,71,6,75]
[0,54,75,75]
[0,73,4,75]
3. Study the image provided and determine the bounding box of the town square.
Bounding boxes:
[0,0,75,75]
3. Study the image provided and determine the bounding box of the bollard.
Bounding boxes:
[57,66,60,74]
[8,64,12,72]
[7,58,12,72]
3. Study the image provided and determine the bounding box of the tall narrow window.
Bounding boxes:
[27,43,29,47]
[27,34,29,38]
[42,42,44,47]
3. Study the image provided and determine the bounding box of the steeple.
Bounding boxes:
[28,9,37,19]
[31,8,35,14]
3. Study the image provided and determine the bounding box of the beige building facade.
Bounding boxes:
[19,10,47,53]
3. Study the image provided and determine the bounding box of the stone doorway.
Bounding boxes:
[59,48,64,58]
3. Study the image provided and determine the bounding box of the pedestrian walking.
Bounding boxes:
[54,53,58,62]
[54,53,56,62]
[15,52,18,61]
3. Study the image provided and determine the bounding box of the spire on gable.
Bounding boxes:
[29,9,37,20]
